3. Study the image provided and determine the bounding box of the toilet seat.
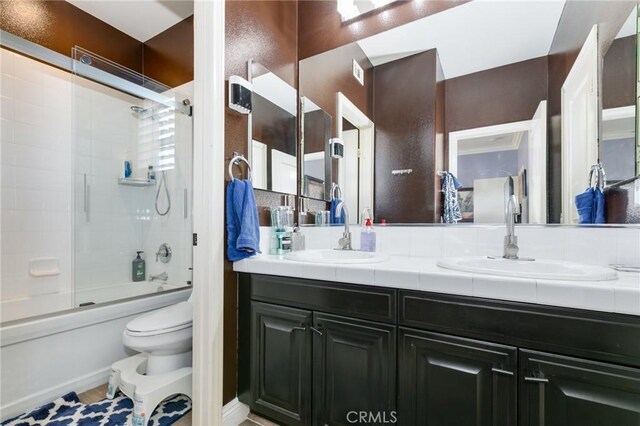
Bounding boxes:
[126,301,192,337]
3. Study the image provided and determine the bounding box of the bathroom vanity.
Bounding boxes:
[237,269,640,425]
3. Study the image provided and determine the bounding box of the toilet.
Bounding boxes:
[122,300,193,375]
[107,295,193,426]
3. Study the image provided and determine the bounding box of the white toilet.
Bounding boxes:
[122,300,193,375]
[108,295,193,426]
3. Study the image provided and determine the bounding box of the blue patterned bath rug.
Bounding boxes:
[2,391,191,426]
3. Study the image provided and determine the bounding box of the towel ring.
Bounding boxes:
[588,164,606,189]
[331,183,342,200]
[228,153,252,181]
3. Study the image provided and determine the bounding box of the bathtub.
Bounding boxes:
[1,281,181,323]
[0,286,191,421]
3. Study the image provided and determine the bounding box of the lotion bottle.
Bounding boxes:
[360,209,376,252]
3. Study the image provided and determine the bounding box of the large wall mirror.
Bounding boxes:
[249,60,297,195]
[298,0,638,225]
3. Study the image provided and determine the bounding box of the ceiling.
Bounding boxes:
[458,131,526,156]
[67,0,193,42]
[357,0,566,79]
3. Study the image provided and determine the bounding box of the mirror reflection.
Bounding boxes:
[299,0,638,225]
[250,61,297,195]
[301,97,332,200]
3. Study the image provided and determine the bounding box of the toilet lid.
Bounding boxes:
[126,301,192,336]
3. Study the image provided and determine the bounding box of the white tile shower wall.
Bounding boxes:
[295,225,640,267]
[141,82,194,288]
[1,49,74,319]
[0,49,194,321]
[73,75,145,293]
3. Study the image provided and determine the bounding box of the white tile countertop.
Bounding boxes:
[233,254,640,316]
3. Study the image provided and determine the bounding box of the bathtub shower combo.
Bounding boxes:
[0,33,194,420]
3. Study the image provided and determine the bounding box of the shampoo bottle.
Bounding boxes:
[132,251,145,282]
[360,217,376,252]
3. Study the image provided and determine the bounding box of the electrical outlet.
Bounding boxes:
[352,59,364,86]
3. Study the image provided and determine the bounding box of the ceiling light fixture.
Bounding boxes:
[338,0,403,22]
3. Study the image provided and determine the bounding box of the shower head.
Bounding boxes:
[130,105,147,114]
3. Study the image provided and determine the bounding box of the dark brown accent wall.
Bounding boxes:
[546,0,637,222]
[603,35,637,109]
[143,16,194,88]
[299,42,374,133]
[298,0,469,60]
[0,0,143,72]
[0,0,194,88]
[445,57,548,135]
[224,0,298,405]
[373,50,442,223]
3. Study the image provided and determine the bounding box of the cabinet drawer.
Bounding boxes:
[399,290,640,367]
[245,274,397,324]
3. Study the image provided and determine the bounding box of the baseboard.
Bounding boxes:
[222,397,250,426]
[0,367,110,422]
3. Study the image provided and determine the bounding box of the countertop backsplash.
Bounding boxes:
[259,225,640,268]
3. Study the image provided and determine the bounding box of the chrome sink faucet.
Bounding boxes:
[335,201,352,250]
[503,194,520,259]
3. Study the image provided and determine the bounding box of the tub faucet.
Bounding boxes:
[334,201,352,250]
[503,195,520,259]
[150,272,168,282]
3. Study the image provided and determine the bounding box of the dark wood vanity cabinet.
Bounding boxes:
[397,328,517,426]
[520,350,640,426]
[313,313,396,426]
[250,302,312,425]
[240,274,640,426]
[241,274,397,426]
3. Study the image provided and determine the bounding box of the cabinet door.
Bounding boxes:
[398,327,517,426]
[520,349,640,426]
[251,302,312,426]
[313,312,396,426]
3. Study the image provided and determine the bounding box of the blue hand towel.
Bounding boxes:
[575,188,595,224]
[575,186,606,224]
[442,172,463,223]
[594,187,606,224]
[330,198,345,224]
[226,179,261,261]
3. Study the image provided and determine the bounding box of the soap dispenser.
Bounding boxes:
[132,251,145,282]
[360,208,376,252]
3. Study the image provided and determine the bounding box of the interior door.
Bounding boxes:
[398,328,517,426]
[343,129,360,220]
[529,100,547,224]
[271,149,297,194]
[520,349,640,426]
[561,25,599,224]
[313,312,396,426]
[251,302,312,426]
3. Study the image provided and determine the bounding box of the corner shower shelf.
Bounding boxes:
[118,178,156,187]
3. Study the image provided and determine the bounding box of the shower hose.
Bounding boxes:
[155,171,171,216]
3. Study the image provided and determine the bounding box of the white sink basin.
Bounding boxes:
[437,256,617,281]
[286,249,388,264]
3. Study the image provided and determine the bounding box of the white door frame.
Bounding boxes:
[561,24,599,224]
[448,101,548,224]
[192,0,224,424]
[448,119,532,177]
[336,92,375,223]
